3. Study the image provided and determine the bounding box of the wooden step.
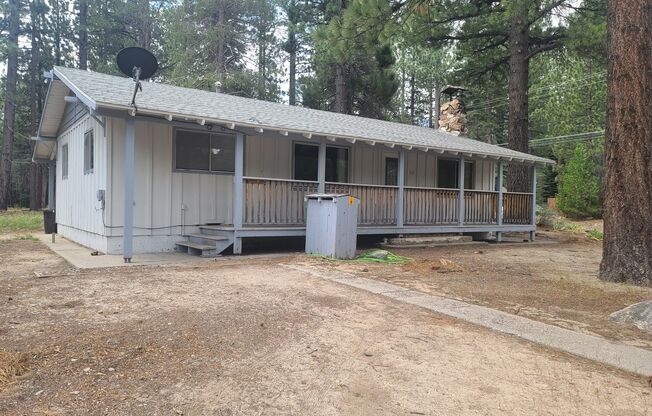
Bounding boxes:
[175,241,215,251]
[185,233,229,241]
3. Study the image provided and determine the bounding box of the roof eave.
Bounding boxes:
[95,101,555,166]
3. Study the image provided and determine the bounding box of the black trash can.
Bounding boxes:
[43,210,57,234]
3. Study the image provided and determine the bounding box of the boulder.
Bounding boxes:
[609,300,652,333]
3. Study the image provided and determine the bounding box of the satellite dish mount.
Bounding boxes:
[116,47,159,113]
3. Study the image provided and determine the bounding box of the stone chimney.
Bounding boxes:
[438,99,468,135]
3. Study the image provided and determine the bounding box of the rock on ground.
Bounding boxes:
[610,301,652,333]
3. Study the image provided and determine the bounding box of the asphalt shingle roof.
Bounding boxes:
[53,66,553,164]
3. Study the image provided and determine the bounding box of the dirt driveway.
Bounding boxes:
[1,238,651,415]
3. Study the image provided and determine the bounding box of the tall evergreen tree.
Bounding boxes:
[0,0,22,210]
[599,0,652,284]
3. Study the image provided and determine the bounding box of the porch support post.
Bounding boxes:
[530,164,537,242]
[396,149,405,228]
[496,161,504,242]
[123,117,135,263]
[233,132,245,254]
[317,139,326,193]
[47,163,55,211]
[457,157,465,227]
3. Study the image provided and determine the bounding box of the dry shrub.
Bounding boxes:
[0,350,28,392]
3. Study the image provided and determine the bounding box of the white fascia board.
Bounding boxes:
[52,67,97,110]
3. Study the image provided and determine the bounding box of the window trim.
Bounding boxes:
[291,141,351,183]
[61,143,69,180]
[172,127,237,175]
[83,129,94,174]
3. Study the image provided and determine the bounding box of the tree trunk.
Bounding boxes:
[433,79,441,129]
[30,0,44,210]
[138,0,152,49]
[409,73,416,124]
[599,0,652,285]
[334,64,349,113]
[288,31,297,106]
[0,0,21,210]
[216,0,226,85]
[506,1,530,192]
[79,0,88,69]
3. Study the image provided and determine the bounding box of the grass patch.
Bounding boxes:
[552,220,584,233]
[0,351,28,393]
[586,229,604,241]
[13,234,37,241]
[0,210,43,234]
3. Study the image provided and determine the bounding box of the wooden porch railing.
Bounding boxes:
[325,182,398,225]
[464,190,499,224]
[244,177,317,225]
[503,192,533,224]
[242,177,532,227]
[404,187,458,224]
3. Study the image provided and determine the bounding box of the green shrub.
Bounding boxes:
[536,205,558,227]
[556,143,602,218]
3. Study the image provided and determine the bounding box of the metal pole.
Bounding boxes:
[496,160,504,242]
[397,149,405,228]
[123,117,135,263]
[47,163,55,210]
[530,164,537,242]
[457,157,465,227]
[233,132,244,254]
[317,139,326,194]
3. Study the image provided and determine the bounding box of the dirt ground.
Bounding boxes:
[1,237,651,415]
[302,230,652,350]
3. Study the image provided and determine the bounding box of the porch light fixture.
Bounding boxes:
[279,130,289,136]
[326,136,337,142]
[226,122,236,130]
[254,127,264,133]
[197,119,206,126]
[302,132,313,139]
[345,138,356,144]
[211,148,221,155]
[165,114,173,121]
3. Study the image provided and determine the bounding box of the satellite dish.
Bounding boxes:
[116,47,159,111]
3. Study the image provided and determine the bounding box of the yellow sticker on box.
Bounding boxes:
[348,196,354,205]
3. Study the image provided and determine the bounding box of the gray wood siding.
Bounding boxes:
[55,114,107,247]
[107,118,233,237]
[245,134,495,190]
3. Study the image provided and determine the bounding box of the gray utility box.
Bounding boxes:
[305,194,359,259]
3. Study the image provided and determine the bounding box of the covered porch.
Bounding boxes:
[226,131,537,253]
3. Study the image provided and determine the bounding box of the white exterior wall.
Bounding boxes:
[55,118,496,254]
[55,114,108,252]
[104,118,233,254]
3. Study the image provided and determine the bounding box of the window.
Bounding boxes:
[293,143,349,183]
[437,159,474,189]
[62,144,69,179]
[293,143,319,181]
[84,130,94,174]
[385,157,398,186]
[174,129,235,173]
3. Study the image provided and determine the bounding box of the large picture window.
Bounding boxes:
[174,129,235,173]
[293,143,349,183]
[437,159,474,189]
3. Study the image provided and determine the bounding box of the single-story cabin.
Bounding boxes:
[33,66,553,261]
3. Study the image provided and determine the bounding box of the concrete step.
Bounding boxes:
[174,241,219,258]
[199,225,234,237]
[186,233,229,246]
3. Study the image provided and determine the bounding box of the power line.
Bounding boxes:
[496,130,604,148]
